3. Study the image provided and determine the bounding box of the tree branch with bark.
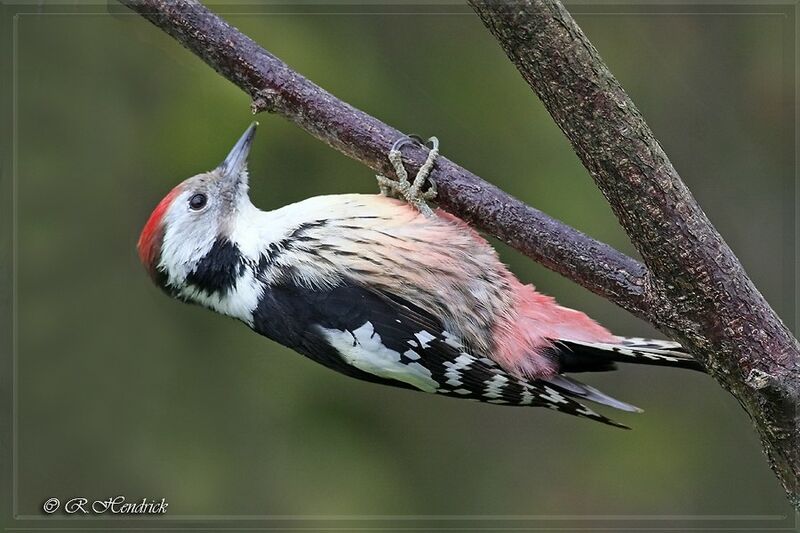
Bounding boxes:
[119,0,799,508]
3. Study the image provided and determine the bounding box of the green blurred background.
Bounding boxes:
[4,0,797,527]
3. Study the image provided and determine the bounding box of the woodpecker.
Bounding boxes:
[138,123,703,428]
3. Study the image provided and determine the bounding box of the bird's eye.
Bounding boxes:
[188,193,207,211]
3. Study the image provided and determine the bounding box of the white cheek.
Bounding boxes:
[159,207,218,285]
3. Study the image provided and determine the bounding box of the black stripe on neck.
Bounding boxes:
[186,237,246,295]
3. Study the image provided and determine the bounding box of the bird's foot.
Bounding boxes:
[376,135,439,218]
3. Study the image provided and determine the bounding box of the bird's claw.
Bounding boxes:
[376,135,439,218]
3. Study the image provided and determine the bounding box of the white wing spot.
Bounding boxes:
[539,386,568,404]
[414,330,436,348]
[442,331,462,349]
[443,353,475,387]
[321,322,438,392]
[484,374,509,400]
[520,385,535,405]
[575,405,600,417]
[403,349,421,361]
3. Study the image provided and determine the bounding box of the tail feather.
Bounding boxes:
[544,375,643,413]
[554,337,704,373]
[522,337,703,428]
[616,336,686,352]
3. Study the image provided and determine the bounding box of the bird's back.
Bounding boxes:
[255,193,614,378]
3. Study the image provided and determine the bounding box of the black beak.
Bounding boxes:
[218,122,257,179]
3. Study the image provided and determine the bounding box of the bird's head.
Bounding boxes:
[137,123,259,295]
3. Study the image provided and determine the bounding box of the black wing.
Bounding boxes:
[251,278,631,429]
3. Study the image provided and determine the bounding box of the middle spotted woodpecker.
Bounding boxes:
[138,123,704,428]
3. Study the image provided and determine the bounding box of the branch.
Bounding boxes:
[118,0,799,507]
[118,0,649,315]
[468,0,800,507]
